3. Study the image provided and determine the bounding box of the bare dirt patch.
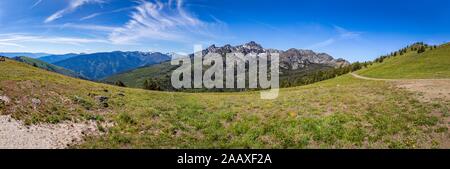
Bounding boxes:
[351,73,450,102]
[393,80,450,102]
[393,80,450,148]
[0,115,105,149]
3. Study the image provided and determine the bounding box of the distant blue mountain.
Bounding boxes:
[0,52,51,58]
[54,51,171,80]
[38,53,79,63]
[12,56,86,79]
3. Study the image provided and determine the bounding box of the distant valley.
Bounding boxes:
[52,51,171,80]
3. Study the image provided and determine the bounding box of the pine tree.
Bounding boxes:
[143,79,161,90]
[418,46,426,53]
[115,80,126,87]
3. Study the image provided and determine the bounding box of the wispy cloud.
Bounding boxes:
[108,0,222,44]
[0,42,25,48]
[307,38,336,49]
[80,7,133,21]
[308,26,362,49]
[45,0,105,23]
[30,0,43,9]
[4,0,226,51]
[49,23,119,32]
[0,34,109,47]
[80,13,102,21]
[334,26,362,40]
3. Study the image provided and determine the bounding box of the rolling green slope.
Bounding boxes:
[102,62,177,88]
[1,57,448,148]
[357,43,450,79]
[12,56,86,79]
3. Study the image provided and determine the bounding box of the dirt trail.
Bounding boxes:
[0,115,101,149]
[349,73,395,81]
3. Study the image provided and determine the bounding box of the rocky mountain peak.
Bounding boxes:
[200,41,350,69]
[223,44,232,48]
[243,41,263,50]
[208,44,217,49]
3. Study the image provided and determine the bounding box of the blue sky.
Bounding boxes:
[0,0,449,62]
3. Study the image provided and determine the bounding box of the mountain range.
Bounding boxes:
[103,41,350,90]
[53,51,171,80]
[11,56,85,79]
[1,42,349,88]
[38,53,80,64]
[201,41,349,70]
[0,52,51,58]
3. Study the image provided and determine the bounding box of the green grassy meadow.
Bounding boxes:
[357,43,450,79]
[1,56,449,148]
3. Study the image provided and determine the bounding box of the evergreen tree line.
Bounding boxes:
[137,62,367,91]
[374,42,437,63]
[280,62,366,88]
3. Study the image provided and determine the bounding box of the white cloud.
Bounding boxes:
[80,13,102,21]
[108,0,220,44]
[308,26,362,49]
[334,26,362,39]
[0,34,109,47]
[307,38,336,49]
[56,23,119,32]
[80,7,133,21]
[30,0,43,9]
[0,42,25,48]
[2,0,225,51]
[45,0,105,23]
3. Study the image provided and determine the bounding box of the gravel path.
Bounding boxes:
[0,115,100,149]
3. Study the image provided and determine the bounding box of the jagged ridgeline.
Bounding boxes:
[103,42,352,92]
